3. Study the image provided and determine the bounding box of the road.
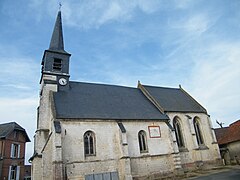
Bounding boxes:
[189,168,240,180]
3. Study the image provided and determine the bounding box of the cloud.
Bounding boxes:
[168,13,214,36]
[0,46,39,163]
[137,0,164,13]
[27,0,166,28]
[182,15,210,34]
[0,58,37,77]
[173,0,195,9]
[62,0,134,28]
[98,1,129,24]
[189,42,240,126]
[0,56,39,95]
[0,98,38,124]
[1,84,32,90]
[0,97,38,164]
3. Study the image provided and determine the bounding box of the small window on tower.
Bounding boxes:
[53,58,62,71]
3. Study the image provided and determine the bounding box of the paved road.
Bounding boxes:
[190,168,240,180]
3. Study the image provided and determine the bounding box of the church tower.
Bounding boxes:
[38,9,71,132]
[40,10,71,92]
[31,10,70,179]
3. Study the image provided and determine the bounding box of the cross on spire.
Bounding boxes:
[59,2,62,11]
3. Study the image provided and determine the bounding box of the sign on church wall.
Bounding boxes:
[148,126,161,138]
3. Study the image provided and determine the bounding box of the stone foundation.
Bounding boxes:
[182,158,223,172]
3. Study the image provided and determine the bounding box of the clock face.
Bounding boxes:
[59,78,67,86]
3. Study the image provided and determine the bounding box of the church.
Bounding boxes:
[30,11,221,180]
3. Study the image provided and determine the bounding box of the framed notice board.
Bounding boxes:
[148,126,161,138]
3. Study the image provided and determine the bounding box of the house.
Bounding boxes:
[0,122,30,180]
[214,120,240,165]
[30,11,221,180]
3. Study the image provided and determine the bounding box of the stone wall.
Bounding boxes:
[60,120,175,179]
[32,79,57,180]
[167,112,221,170]
[227,141,240,164]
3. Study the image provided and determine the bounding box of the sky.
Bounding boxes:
[0,0,239,164]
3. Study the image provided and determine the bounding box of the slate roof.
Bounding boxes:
[142,85,207,113]
[53,81,169,120]
[0,122,30,142]
[214,120,240,145]
[48,11,68,54]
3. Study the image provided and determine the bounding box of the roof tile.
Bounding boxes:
[214,120,240,145]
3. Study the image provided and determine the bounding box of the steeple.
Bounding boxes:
[49,11,66,53]
[40,10,71,91]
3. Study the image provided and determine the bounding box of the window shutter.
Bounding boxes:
[16,166,20,180]
[10,144,14,158]
[18,145,20,158]
[8,166,12,180]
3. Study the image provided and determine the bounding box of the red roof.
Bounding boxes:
[214,120,240,145]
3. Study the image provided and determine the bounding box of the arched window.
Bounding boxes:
[193,118,204,145]
[138,130,148,153]
[173,117,185,148]
[84,131,95,156]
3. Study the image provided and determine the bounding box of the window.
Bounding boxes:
[193,118,204,145]
[53,58,62,71]
[84,131,95,156]
[9,165,20,180]
[138,130,148,153]
[173,117,185,148]
[0,141,4,157]
[11,144,20,158]
[13,131,18,139]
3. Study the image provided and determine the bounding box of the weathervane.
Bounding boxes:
[59,2,62,11]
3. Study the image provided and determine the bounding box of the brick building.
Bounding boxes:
[214,120,240,165]
[0,122,30,180]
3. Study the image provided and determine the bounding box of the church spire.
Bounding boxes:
[40,10,71,89]
[49,10,66,53]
